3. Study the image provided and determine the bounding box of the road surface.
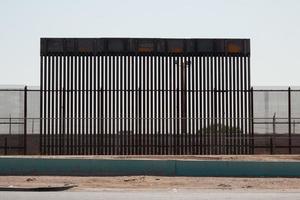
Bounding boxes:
[1,190,300,200]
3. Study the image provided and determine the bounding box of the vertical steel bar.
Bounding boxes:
[157,56,161,154]
[210,57,214,155]
[131,56,135,155]
[111,56,116,155]
[70,56,74,155]
[60,56,64,155]
[55,56,59,154]
[191,56,195,154]
[142,56,146,154]
[59,56,63,154]
[152,55,156,154]
[96,55,99,154]
[244,56,248,154]
[167,56,170,155]
[104,55,107,155]
[40,56,43,154]
[120,55,123,154]
[250,87,254,154]
[62,56,65,155]
[225,56,229,154]
[135,56,139,155]
[127,56,131,155]
[213,56,217,155]
[124,55,128,154]
[221,56,225,154]
[182,57,187,154]
[78,56,82,154]
[240,56,244,154]
[176,56,180,155]
[57,55,61,155]
[145,56,149,154]
[195,56,199,154]
[169,55,172,155]
[138,56,142,155]
[82,56,86,155]
[66,56,70,155]
[115,55,120,154]
[91,56,94,154]
[172,56,176,155]
[207,56,211,154]
[108,55,112,154]
[199,56,203,155]
[74,56,78,155]
[215,56,218,155]
[161,56,165,154]
[218,56,222,154]
[124,55,127,155]
[129,55,132,155]
[229,56,233,154]
[232,56,236,154]
[45,56,49,154]
[188,56,192,154]
[100,55,104,155]
[203,56,207,154]
[236,56,240,154]
[87,56,91,154]
[127,55,130,154]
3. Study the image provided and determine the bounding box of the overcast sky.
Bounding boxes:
[0,0,300,86]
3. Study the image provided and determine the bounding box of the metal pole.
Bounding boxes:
[272,113,276,154]
[288,87,292,154]
[250,86,254,154]
[271,113,276,154]
[9,115,11,135]
[24,85,28,155]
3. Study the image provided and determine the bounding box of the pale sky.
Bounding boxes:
[0,0,300,86]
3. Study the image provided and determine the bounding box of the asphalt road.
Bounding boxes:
[1,190,300,200]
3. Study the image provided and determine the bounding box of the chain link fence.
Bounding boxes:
[1,86,300,155]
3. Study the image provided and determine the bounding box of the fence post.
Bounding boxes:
[272,113,276,154]
[288,87,291,154]
[250,87,254,154]
[24,85,27,155]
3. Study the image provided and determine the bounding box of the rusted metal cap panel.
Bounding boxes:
[41,38,250,56]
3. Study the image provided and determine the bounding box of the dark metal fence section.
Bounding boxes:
[40,38,252,155]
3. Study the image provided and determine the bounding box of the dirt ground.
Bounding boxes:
[1,176,300,191]
[3,155,300,161]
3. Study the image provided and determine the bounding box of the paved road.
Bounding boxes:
[1,190,300,200]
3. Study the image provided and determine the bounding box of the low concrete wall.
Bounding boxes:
[0,157,300,177]
[176,160,300,177]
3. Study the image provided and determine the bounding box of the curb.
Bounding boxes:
[0,157,300,177]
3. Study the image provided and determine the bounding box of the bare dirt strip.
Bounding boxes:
[1,176,300,191]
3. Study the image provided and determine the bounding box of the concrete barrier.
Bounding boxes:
[176,160,300,177]
[0,157,300,177]
[0,158,176,176]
